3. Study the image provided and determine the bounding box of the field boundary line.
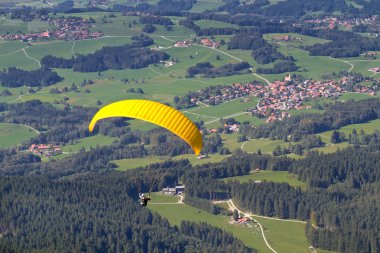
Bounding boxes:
[71,40,76,54]
[0,47,27,57]
[328,56,354,72]
[183,111,218,119]
[204,111,250,125]
[22,48,41,67]
[21,124,40,135]
[195,44,271,85]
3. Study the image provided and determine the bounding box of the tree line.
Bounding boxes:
[41,35,168,72]
[187,62,250,78]
[0,67,63,88]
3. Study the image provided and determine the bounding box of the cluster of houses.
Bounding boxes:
[161,185,185,196]
[29,144,62,157]
[173,38,221,49]
[304,15,379,31]
[235,217,252,225]
[200,38,220,48]
[190,83,264,106]
[174,40,191,47]
[183,73,380,125]
[252,75,378,122]
[271,35,303,43]
[0,16,102,41]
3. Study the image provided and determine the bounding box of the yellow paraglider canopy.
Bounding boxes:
[88,99,203,155]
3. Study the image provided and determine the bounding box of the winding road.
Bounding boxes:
[328,56,354,72]
[214,199,278,253]
[215,199,315,253]
[22,48,41,67]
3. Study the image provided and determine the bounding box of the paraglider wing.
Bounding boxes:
[88,99,203,155]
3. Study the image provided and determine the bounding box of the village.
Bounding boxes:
[0,16,102,41]
[304,15,379,33]
[174,38,221,49]
[29,143,62,157]
[252,75,379,122]
[184,74,380,126]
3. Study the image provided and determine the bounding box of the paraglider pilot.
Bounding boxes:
[139,193,151,207]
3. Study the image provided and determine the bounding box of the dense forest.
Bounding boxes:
[0,67,63,88]
[187,62,250,78]
[0,174,254,253]
[41,35,168,72]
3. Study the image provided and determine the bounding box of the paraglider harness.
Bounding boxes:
[137,158,176,207]
[139,193,151,207]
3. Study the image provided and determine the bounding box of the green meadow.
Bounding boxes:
[0,49,39,70]
[220,133,244,151]
[253,216,313,253]
[224,170,306,190]
[149,192,179,204]
[312,142,351,154]
[190,0,225,13]
[149,202,269,253]
[274,45,349,80]
[242,138,287,154]
[62,134,117,152]
[0,40,26,55]
[149,194,334,253]
[0,18,27,34]
[112,153,229,171]
[264,33,331,46]
[0,123,38,148]
[195,20,239,29]
[318,119,380,141]
[194,97,258,118]
[113,156,169,171]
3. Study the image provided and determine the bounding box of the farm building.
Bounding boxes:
[162,185,185,195]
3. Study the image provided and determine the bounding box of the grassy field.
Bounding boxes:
[242,138,287,154]
[195,20,238,29]
[253,216,312,253]
[274,44,349,80]
[147,192,179,204]
[0,18,27,34]
[149,194,334,253]
[223,170,306,190]
[0,40,27,55]
[264,33,330,46]
[194,97,258,118]
[62,134,117,152]
[220,133,243,151]
[253,216,336,253]
[149,202,270,253]
[205,113,265,129]
[318,119,380,141]
[0,123,38,148]
[113,156,169,171]
[172,153,228,165]
[0,49,40,70]
[113,153,228,171]
[312,142,351,154]
[190,0,225,13]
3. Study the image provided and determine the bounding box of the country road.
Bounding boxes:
[221,199,278,253]
[214,199,317,253]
